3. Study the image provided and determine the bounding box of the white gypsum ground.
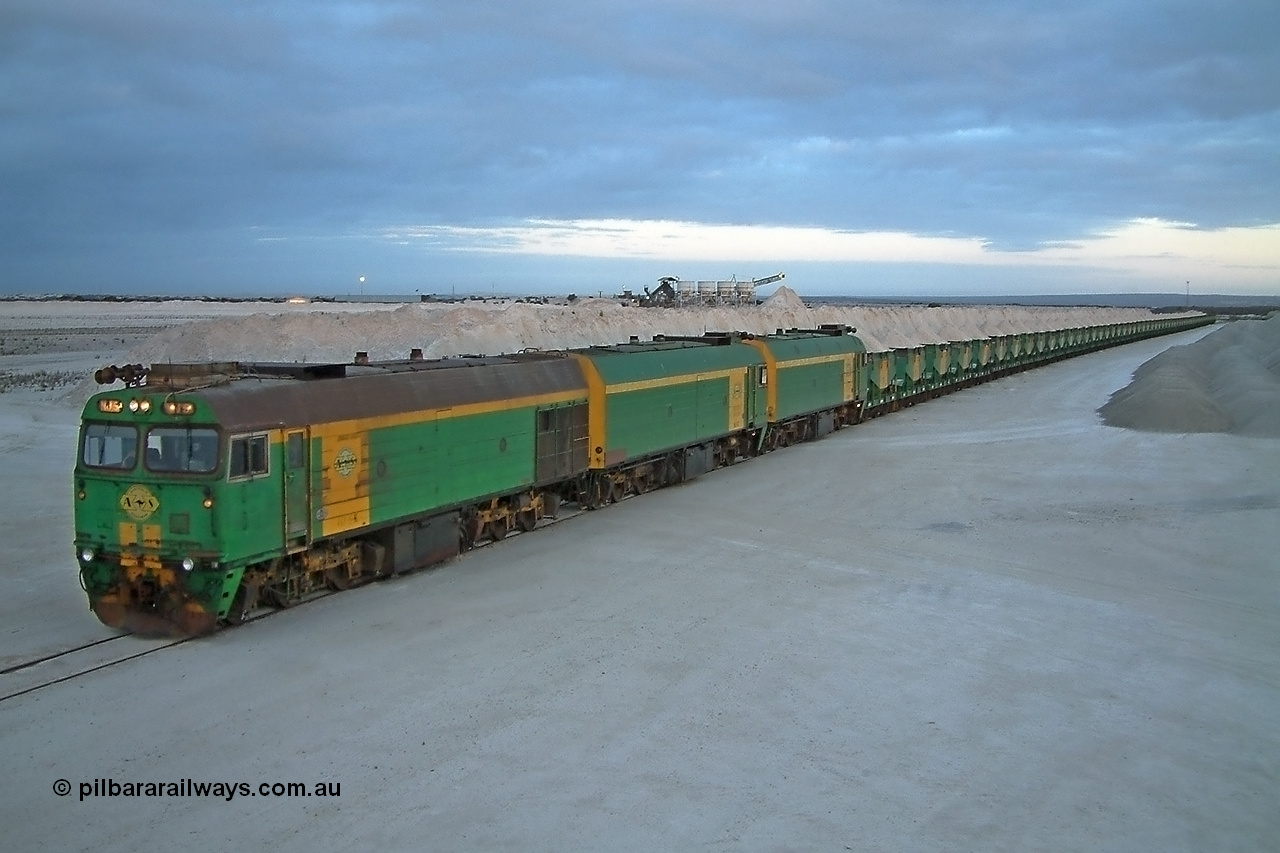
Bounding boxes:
[0,303,1276,851]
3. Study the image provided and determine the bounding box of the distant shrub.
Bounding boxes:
[0,370,79,393]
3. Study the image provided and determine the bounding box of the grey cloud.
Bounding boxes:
[1,0,1276,292]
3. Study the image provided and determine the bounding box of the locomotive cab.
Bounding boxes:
[75,392,238,637]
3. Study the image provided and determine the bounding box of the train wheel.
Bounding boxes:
[488,520,507,542]
[516,508,538,532]
[325,566,353,591]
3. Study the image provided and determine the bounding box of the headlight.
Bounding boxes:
[181,557,196,572]
[80,548,94,563]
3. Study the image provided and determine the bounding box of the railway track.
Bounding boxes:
[0,605,287,703]
[0,506,596,704]
[0,634,188,704]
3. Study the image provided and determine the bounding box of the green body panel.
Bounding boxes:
[776,359,845,417]
[603,381,723,460]
[74,472,224,600]
[75,474,218,557]
[217,447,286,564]
[760,332,865,420]
[580,340,765,461]
[364,405,542,525]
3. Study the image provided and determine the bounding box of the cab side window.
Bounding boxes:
[229,435,269,479]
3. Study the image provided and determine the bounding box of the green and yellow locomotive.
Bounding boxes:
[74,315,1211,637]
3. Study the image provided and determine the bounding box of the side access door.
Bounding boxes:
[535,403,590,482]
[283,429,310,547]
[744,365,761,429]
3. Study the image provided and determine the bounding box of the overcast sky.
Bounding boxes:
[2,1,1277,297]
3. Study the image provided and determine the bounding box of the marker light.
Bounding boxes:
[80,548,94,563]
[181,557,195,572]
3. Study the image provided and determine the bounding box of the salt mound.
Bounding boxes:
[762,285,805,310]
[119,301,1180,366]
[70,299,1202,402]
[1099,315,1280,437]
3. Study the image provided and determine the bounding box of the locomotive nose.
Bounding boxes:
[89,576,219,638]
[119,603,217,638]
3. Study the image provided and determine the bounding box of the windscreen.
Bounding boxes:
[144,427,220,473]
[81,423,139,469]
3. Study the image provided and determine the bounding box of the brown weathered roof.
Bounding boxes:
[184,354,587,432]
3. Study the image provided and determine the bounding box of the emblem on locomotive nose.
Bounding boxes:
[119,484,160,521]
[334,447,357,478]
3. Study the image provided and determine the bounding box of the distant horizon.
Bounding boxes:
[3,221,1277,301]
[4,289,1277,310]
